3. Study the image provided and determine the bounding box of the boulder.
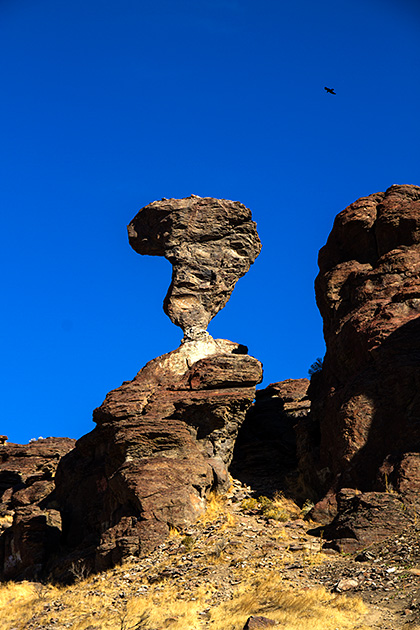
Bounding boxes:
[128,196,261,341]
[317,488,416,553]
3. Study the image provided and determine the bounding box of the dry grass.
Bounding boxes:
[208,573,369,630]
[0,486,372,630]
[241,491,304,521]
[0,514,13,529]
[0,568,372,630]
[199,490,234,526]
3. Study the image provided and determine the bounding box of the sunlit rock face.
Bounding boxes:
[127,195,262,341]
[0,195,263,582]
[301,184,420,508]
[54,338,262,578]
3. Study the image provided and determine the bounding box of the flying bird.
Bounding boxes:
[324,87,336,95]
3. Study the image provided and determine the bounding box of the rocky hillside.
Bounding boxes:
[1,188,420,629]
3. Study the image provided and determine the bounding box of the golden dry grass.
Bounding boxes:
[199,490,233,525]
[241,491,305,522]
[0,486,374,630]
[208,573,369,630]
[0,568,372,630]
[0,514,13,529]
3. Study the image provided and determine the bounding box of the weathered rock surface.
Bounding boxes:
[1,195,263,582]
[231,379,310,497]
[0,438,76,580]
[300,184,420,519]
[315,489,417,553]
[0,437,76,518]
[52,338,262,578]
[128,196,261,340]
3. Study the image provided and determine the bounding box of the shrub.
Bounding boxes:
[308,357,323,376]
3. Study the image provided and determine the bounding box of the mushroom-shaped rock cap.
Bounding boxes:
[128,195,261,340]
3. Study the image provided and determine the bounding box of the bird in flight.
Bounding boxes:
[324,87,336,95]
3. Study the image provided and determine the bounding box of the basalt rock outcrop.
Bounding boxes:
[0,438,76,580]
[128,195,261,341]
[53,340,262,578]
[0,196,262,581]
[0,437,76,520]
[231,379,310,497]
[300,184,420,545]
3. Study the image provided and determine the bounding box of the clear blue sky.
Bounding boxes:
[1,0,419,444]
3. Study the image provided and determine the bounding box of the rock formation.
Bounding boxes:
[53,341,262,578]
[0,438,76,580]
[0,437,76,521]
[128,195,261,341]
[0,196,262,581]
[299,184,420,544]
[231,379,310,497]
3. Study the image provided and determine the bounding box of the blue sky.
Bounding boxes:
[1,0,419,444]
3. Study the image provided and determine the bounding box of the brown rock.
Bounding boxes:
[318,489,416,553]
[0,437,76,516]
[0,438,75,580]
[335,577,359,592]
[1,506,62,580]
[127,196,261,341]
[259,378,310,406]
[231,379,310,498]
[243,616,276,629]
[302,185,420,499]
[54,339,262,577]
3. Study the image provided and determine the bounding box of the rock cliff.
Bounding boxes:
[4,186,420,574]
[0,438,76,581]
[231,379,310,497]
[300,184,420,546]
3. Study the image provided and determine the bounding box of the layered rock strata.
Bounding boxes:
[0,437,76,520]
[54,339,261,578]
[128,196,261,341]
[300,184,420,543]
[0,438,76,580]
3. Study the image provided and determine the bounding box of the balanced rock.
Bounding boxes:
[301,184,420,505]
[1,195,263,580]
[48,196,263,578]
[128,196,261,340]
